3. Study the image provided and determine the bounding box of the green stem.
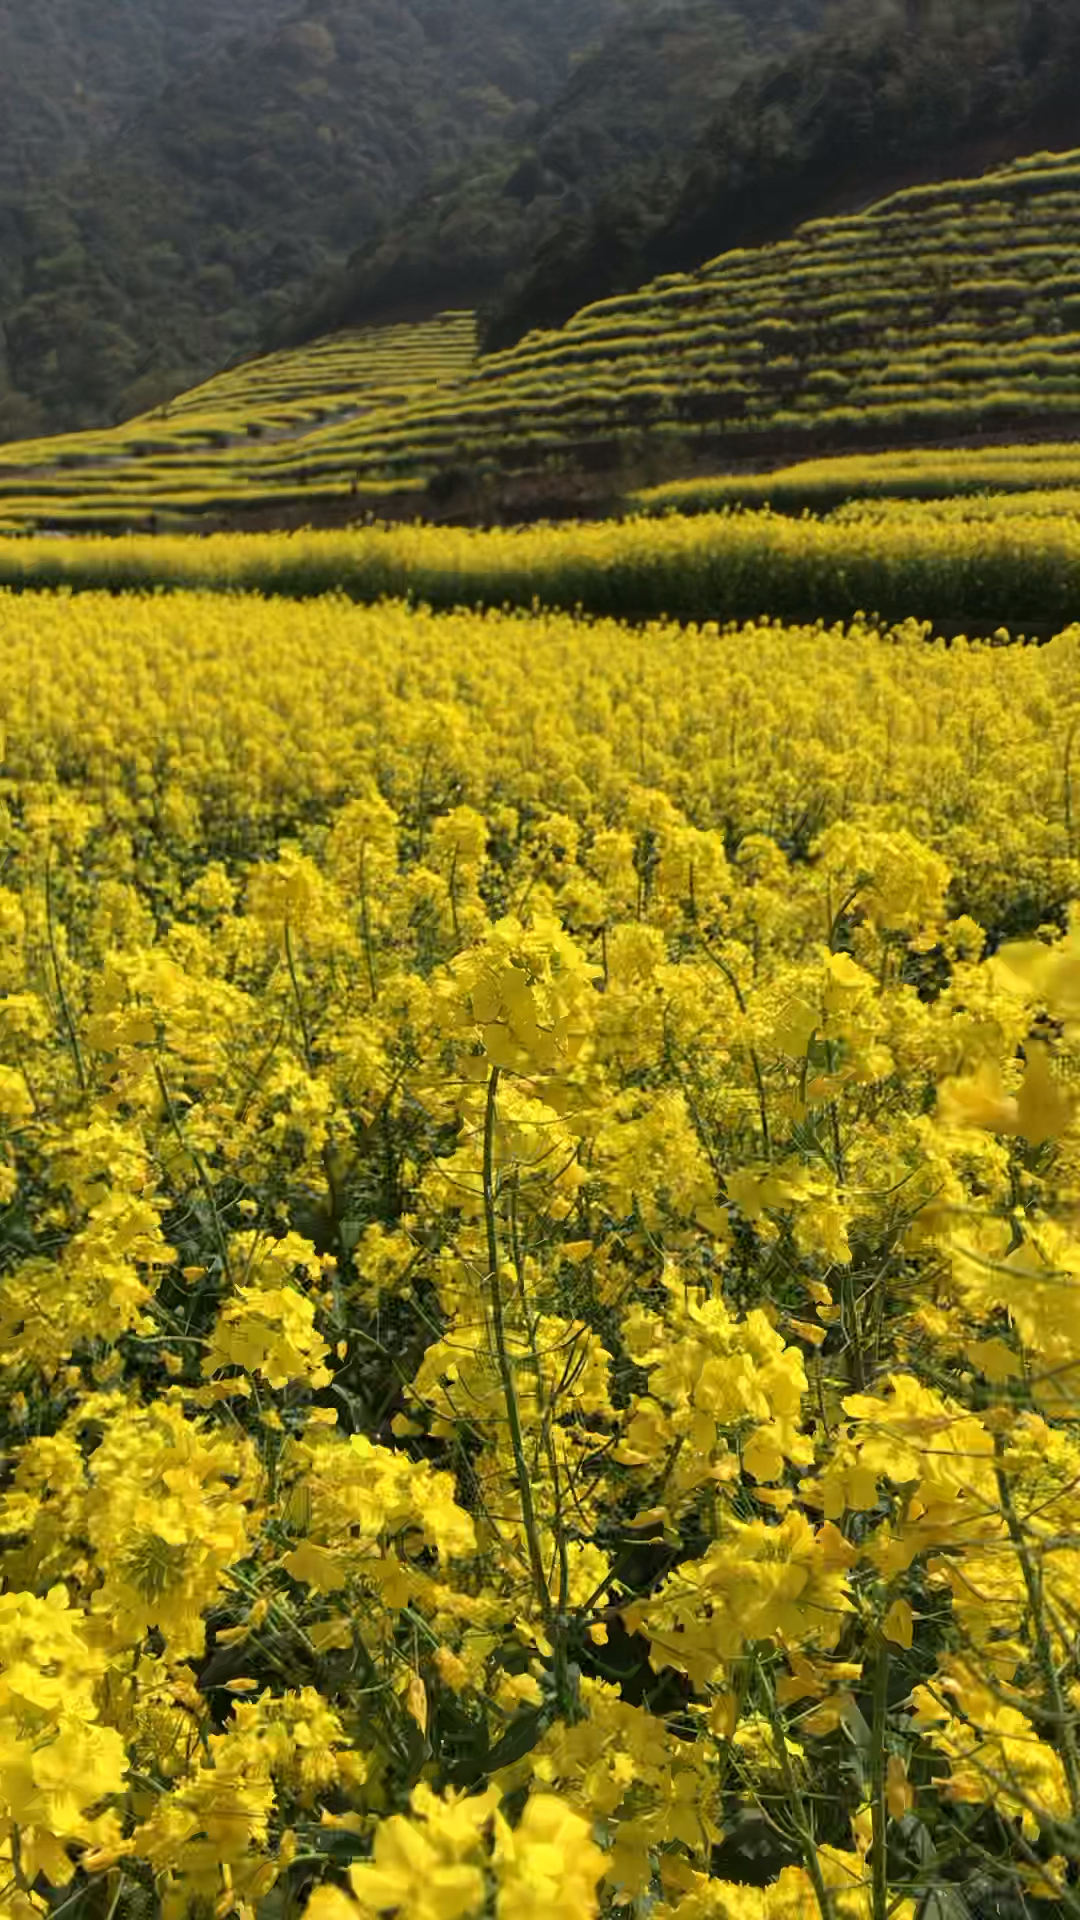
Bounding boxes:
[448,847,461,945]
[842,1270,866,1393]
[995,1449,1080,1823]
[359,841,378,1002]
[482,1066,553,1631]
[870,1634,890,1920]
[8,1825,30,1895]
[44,852,86,1092]
[828,882,866,953]
[283,918,314,1071]
[697,937,770,1156]
[102,1870,126,1920]
[233,1013,287,1124]
[761,1665,836,1920]
[510,1174,578,1720]
[154,1060,233,1287]
[1064,717,1078,856]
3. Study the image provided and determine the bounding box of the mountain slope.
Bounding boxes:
[0,0,627,440]
[285,0,825,346]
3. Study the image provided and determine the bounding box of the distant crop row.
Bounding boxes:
[631,442,1080,514]
[10,496,1080,631]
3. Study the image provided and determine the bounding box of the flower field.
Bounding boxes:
[2,582,1080,1919]
[10,496,1080,632]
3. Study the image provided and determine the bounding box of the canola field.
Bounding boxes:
[631,440,1080,514]
[2,581,1080,1920]
[9,495,1080,631]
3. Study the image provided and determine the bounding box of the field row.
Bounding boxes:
[11,495,1080,629]
[631,440,1080,512]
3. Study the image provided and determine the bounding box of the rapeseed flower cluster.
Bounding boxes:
[0,589,1079,1918]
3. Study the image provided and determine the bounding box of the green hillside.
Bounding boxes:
[482,0,1080,352]
[327,148,1080,482]
[10,0,1060,448]
[288,0,823,348]
[8,1,1078,450]
[0,0,289,196]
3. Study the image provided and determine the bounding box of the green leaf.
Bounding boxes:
[482,1703,552,1772]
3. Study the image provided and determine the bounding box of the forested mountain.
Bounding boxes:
[0,0,291,193]
[285,0,825,346]
[0,0,629,438]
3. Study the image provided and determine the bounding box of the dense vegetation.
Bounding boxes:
[0,0,628,441]
[0,0,289,196]
[11,494,1080,635]
[286,0,823,352]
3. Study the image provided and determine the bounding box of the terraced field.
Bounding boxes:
[450,147,1080,473]
[235,146,1080,493]
[12,152,1080,531]
[632,441,1080,514]
[0,313,477,532]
